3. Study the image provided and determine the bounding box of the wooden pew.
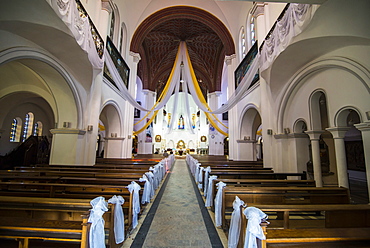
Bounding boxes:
[200,168,276,190]
[0,193,132,248]
[246,205,370,248]
[209,179,316,210]
[0,196,91,248]
[221,186,350,230]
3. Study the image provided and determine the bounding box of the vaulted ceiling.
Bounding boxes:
[130,6,235,99]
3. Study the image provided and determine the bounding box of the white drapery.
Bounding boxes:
[108,195,125,244]
[139,174,151,204]
[243,207,268,248]
[105,41,262,136]
[260,3,318,72]
[203,166,211,197]
[228,196,245,248]
[50,0,104,69]
[88,196,108,248]
[205,175,218,207]
[214,181,227,227]
[198,167,204,190]
[127,181,141,229]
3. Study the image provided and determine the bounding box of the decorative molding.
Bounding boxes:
[225,54,236,66]
[129,51,141,63]
[104,137,125,141]
[251,2,266,18]
[236,139,256,143]
[50,128,86,135]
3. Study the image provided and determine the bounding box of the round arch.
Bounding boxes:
[99,100,123,137]
[239,103,261,140]
[277,56,370,133]
[0,47,83,129]
[130,6,235,55]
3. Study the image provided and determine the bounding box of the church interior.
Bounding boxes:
[0,0,369,247]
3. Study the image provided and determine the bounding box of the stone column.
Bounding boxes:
[208,91,224,155]
[122,51,140,158]
[49,128,86,165]
[354,121,370,202]
[326,127,350,188]
[104,137,125,158]
[305,130,325,187]
[224,54,236,159]
[236,139,256,161]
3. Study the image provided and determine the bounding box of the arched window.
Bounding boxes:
[250,16,256,46]
[10,117,22,142]
[22,112,34,142]
[119,23,127,57]
[109,11,115,40]
[33,121,43,136]
[239,27,246,60]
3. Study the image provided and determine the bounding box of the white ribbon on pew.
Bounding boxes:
[145,171,155,199]
[149,166,159,190]
[195,162,201,178]
[108,195,125,244]
[195,164,201,183]
[198,167,204,190]
[243,207,268,248]
[214,181,227,227]
[127,181,141,229]
[88,196,108,248]
[139,174,151,204]
[205,175,218,207]
[203,166,211,196]
[228,196,245,248]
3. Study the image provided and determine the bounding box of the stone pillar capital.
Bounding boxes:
[224,54,236,66]
[355,121,370,132]
[129,51,141,63]
[304,130,325,140]
[326,127,350,139]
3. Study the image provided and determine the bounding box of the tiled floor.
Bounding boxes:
[125,158,226,248]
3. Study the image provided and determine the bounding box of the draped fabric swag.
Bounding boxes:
[105,40,261,136]
[108,195,125,244]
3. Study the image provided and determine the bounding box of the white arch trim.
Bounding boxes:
[100,99,124,135]
[334,106,363,128]
[238,103,261,139]
[278,56,370,134]
[0,47,84,129]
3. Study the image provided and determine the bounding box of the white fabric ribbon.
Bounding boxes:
[214,181,227,227]
[139,175,151,204]
[145,172,155,199]
[228,196,245,248]
[203,166,211,196]
[260,4,317,72]
[127,181,141,229]
[50,0,104,69]
[243,207,268,248]
[205,175,218,207]
[88,196,108,248]
[108,195,125,244]
[198,167,204,190]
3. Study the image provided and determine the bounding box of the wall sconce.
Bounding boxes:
[284,128,290,134]
[267,129,273,135]
[63,122,71,128]
[87,125,93,132]
[128,135,132,139]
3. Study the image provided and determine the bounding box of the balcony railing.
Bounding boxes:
[259,3,318,72]
[52,0,104,69]
[75,0,104,59]
[104,36,130,91]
